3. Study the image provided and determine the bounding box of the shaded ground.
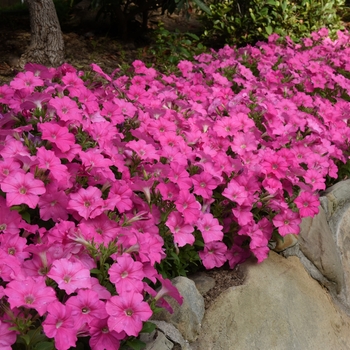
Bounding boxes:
[0,6,203,84]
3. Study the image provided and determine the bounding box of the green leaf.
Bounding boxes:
[141,321,157,333]
[250,10,256,22]
[19,334,31,346]
[192,0,212,15]
[186,32,199,40]
[10,205,23,212]
[265,25,273,35]
[125,338,146,350]
[21,211,31,223]
[281,0,287,12]
[34,342,55,350]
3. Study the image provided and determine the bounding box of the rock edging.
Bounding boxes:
[143,180,350,349]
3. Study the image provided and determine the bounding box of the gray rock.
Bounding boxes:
[144,181,350,350]
[188,272,215,295]
[153,276,205,342]
[321,179,350,219]
[140,330,174,350]
[334,205,350,312]
[298,205,344,294]
[273,233,298,252]
[151,320,192,350]
[191,252,350,350]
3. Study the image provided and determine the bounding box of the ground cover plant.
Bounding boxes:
[1,27,350,349]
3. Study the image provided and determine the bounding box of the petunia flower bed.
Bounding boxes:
[1,27,350,349]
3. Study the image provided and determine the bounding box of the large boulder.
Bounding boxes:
[153,276,205,342]
[298,205,344,294]
[283,180,350,314]
[191,252,350,350]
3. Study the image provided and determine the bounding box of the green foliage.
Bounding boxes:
[87,0,209,39]
[148,23,207,70]
[199,0,346,47]
[155,221,202,279]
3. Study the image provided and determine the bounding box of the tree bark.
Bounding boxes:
[18,0,65,68]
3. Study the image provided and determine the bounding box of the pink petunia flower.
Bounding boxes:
[38,122,76,153]
[1,171,46,208]
[132,231,166,265]
[197,213,224,243]
[303,169,326,191]
[0,233,30,262]
[42,301,78,350]
[66,289,108,329]
[230,131,258,155]
[47,258,92,295]
[101,100,124,124]
[222,179,249,206]
[104,180,133,213]
[89,318,125,350]
[294,191,320,218]
[106,292,152,337]
[199,241,227,269]
[36,147,69,183]
[156,182,179,201]
[10,71,44,93]
[0,196,23,235]
[192,172,219,199]
[49,96,82,122]
[68,186,104,220]
[78,214,120,244]
[272,209,301,236]
[4,276,57,316]
[168,163,193,190]
[174,190,201,224]
[226,244,251,269]
[109,255,145,294]
[127,139,159,162]
[166,211,195,247]
[20,91,51,110]
[154,274,183,312]
[262,153,289,179]
[38,185,69,222]
[0,319,17,350]
[0,158,21,181]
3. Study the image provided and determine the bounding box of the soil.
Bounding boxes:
[0,6,203,84]
[203,265,245,309]
[0,6,246,303]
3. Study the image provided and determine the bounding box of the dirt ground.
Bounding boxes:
[0,6,203,84]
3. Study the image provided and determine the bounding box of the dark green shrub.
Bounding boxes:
[88,0,209,39]
[199,0,345,47]
[148,23,207,69]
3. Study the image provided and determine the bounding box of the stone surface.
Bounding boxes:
[320,179,350,219]
[303,181,350,314]
[151,321,192,350]
[334,204,350,312]
[298,205,344,294]
[144,182,350,350]
[188,272,215,295]
[153,276,205,342]
[141,330,174,350]
[273,233,298,252]
[191,252,350,350]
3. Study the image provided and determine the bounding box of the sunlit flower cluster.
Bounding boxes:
[1,27,350,349]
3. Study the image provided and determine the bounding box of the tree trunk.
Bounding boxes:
[18,0,64,68]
